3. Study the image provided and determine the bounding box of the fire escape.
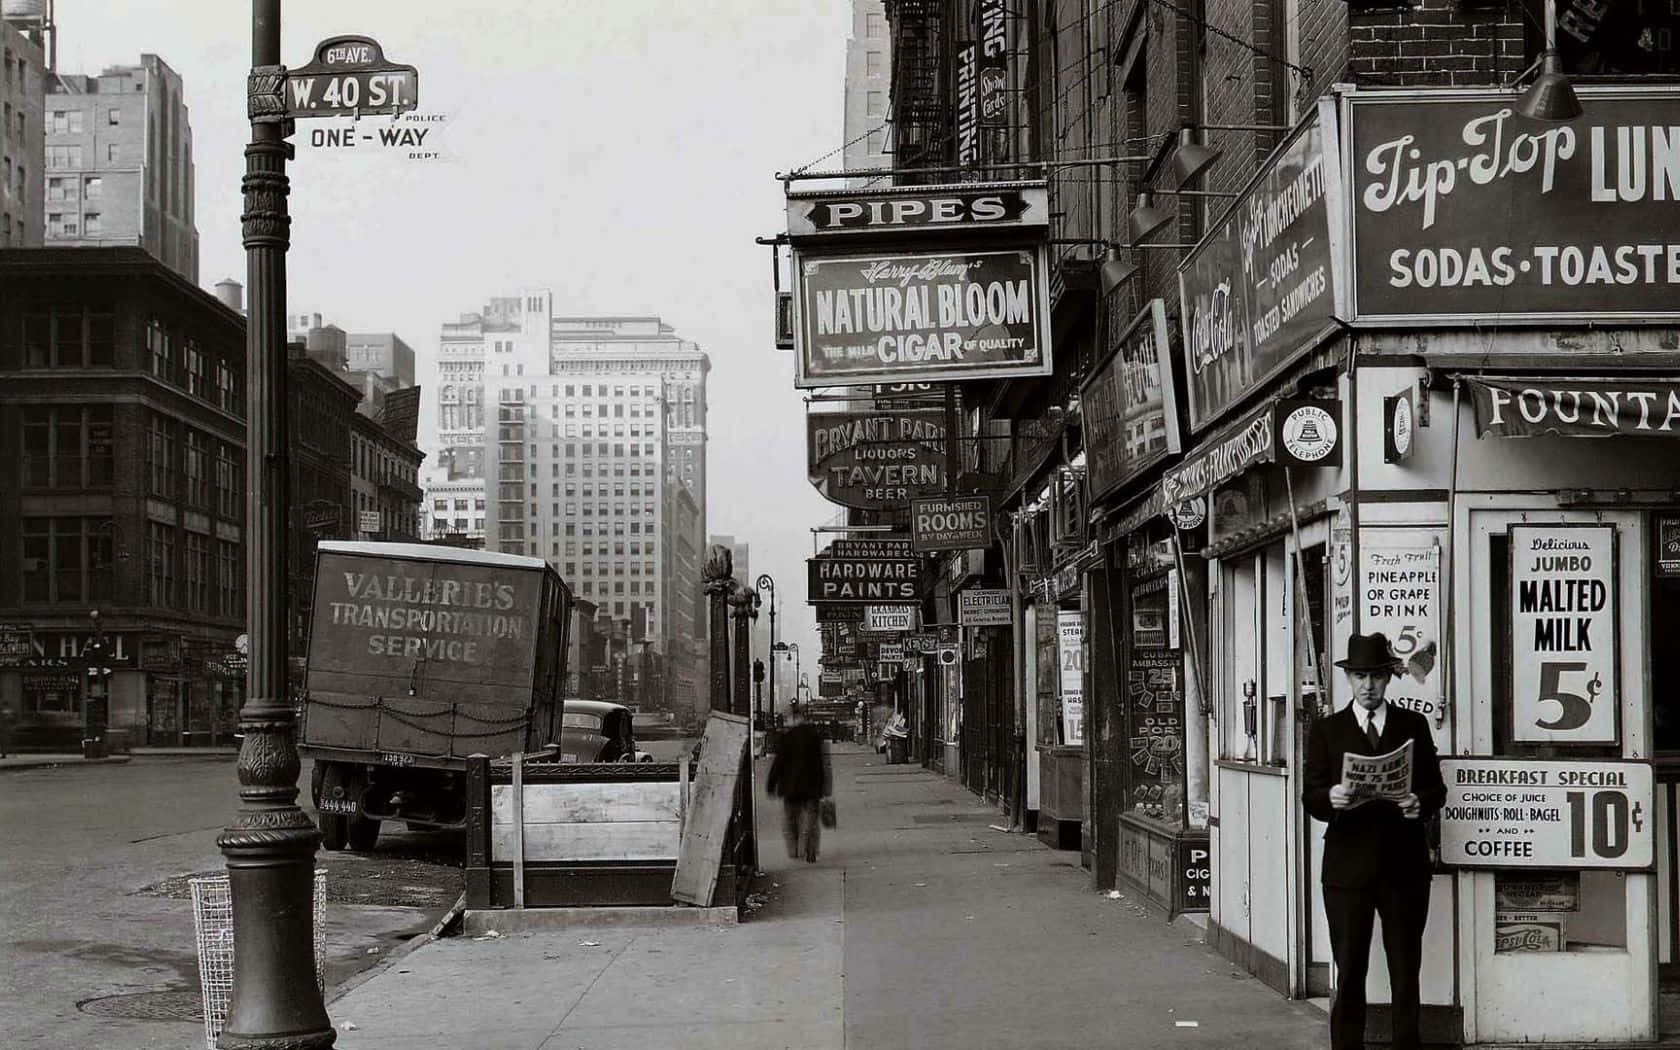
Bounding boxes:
[886,0,947,184]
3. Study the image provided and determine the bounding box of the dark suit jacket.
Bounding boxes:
[766,724,831,804]
[1303,704,1446,888]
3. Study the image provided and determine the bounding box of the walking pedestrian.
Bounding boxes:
[766,709,831,863]
[1303,632,1446,1050]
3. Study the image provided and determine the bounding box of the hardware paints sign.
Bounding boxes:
[1346,86,1680,323]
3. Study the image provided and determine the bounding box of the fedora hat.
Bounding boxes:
[1334,632,1400,675]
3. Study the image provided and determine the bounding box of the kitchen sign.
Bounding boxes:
[808,555,922,604]
[1083,298,1183,502]
[911,495,992,551]
[1509,525,1619,745]
[1178,97,1347,431]
[793,248,1054,388]
[865,605,918,633]
[807,410,946,510]
[1439,758,1652,870]
[958,588,1012,627]
[1345,86,1680,324]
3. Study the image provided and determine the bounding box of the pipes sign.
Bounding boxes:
[1509,525,1619,745]
[284,36,419,119]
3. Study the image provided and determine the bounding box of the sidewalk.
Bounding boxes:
[327,744,1326,1049]
[0,747,236,772]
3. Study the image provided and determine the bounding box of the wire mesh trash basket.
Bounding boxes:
[190,870,327,1050]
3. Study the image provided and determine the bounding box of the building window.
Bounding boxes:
[149,415,176,497]
[46,177,68,201]
[867,90,885,116]
[217,539,243,618]
[45,145,82,169]
[184,532,209,612]
[215,443,242,518]
[20,517,113,604]
[148,522,176,607]
[106,143,119,163]
[84,213,101,237]
[867,50,884,77]
[108,107,120,125]
[148,319,174,381]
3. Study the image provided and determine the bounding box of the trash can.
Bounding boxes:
[888,736,908,764]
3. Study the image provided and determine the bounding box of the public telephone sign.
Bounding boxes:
[1440,758,1652,870]
[285,36,419,118]
[1509,525,1619,745]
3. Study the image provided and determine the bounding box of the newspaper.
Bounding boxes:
[1342,738,1413,807]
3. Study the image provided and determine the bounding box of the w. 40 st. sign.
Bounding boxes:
[252,35,419,121]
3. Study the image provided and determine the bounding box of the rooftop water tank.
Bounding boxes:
[0,0,47,26]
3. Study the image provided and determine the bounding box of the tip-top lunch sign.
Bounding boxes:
[807,410,946,510]
[1345,86,1680,324]
[1178,97,1347,432]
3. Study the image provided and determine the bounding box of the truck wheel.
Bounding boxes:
[346,816,381,852]
[319,813,348,851]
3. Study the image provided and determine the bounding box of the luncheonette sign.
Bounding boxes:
[1469,377,1680,438]
[807,410,945,510]
[1345,86,1680,324]
[1178,97,1346,431]
[794,248,1054,387]
[1440,758,1652,870]
[1083,299,1182,502]
[1509,525,1619,745]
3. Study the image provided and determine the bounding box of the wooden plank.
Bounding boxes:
[679,755,689,833]
[490,781,681,825]
[491,821,682,862]
[671,712,750,907]
[464,754,493,909]
[511,752,525,908]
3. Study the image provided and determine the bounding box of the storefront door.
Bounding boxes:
[1462,504,1655,1044]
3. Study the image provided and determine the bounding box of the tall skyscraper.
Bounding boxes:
[424,300,710,715]
[842,0,891,179]
[44,54,197,282]
[0,5,47,247]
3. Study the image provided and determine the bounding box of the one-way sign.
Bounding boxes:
[286,35,418,118]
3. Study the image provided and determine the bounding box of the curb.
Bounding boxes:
[0,755,132,773]
[462,904,738,934]
[326,892,467,1005]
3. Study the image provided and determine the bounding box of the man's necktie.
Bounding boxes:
[1366,718,1381,751]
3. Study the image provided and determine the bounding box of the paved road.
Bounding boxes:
[0,755,453,1049]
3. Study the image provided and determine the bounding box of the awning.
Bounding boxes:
[1468,376,1680,439]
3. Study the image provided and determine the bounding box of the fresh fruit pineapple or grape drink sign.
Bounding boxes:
[1358,542,1443,745]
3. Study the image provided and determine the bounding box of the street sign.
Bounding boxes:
[285,36,418,119]
[358,510,381,534]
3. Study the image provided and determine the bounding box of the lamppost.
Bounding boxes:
[82,609,111,759]
[217,2,335,1047]
[754,574,776,725]
[777,643,800,713]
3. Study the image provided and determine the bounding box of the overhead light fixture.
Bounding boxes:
[1127,190,1173,245]
[1517,1,1581,122]
[1169,127,1220,187]
[1099,246,1137,295]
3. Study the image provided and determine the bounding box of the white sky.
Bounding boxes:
[59,0,852,661]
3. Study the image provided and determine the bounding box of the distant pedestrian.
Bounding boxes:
[766,709,831,863]
[1303,632,1446,1050]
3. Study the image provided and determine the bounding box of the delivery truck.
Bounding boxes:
[300,541,571,851]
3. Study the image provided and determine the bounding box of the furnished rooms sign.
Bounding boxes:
[1509,525,1618,744]
[1178,97,1346,431]
[1346,86,1680,324]
[1440,758,1652,869]
[1083,299,1182,501]
[911,495,991,551]
[808,410,945,510]
[793,248,1053,387]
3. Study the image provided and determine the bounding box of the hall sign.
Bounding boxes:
[0,629,137,669]
[808,555,922,603]
[793,248,1054,388]
[807,410,946,510]
[1345,86,1680,324]
[1509,524,1619,745]
[1083,299,1183,502]
[911,495,991,551]
[1469,377,1680,439]
[1178,97,1347,431]
[1440,758,1652,870]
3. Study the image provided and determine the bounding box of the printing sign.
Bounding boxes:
[1345,86,1680,324]
[793,248,1054,387]
[1178,97,1346,431]
[1509,525,1618,745]
[807,410,945,510]
[1440,758,1652,870]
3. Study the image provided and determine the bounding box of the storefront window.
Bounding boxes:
[1127,577,1186,825]
[1035,605,1058,747]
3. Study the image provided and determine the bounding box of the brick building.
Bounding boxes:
[0,10,46,247]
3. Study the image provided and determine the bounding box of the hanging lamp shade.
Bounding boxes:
[1169,128,1220,187]
[1516,50,1582,122]
[1099,246,1137,295]
[1127,190,1173,245]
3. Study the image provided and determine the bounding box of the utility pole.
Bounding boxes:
[754,573,776,728]
[217,2,335,1046]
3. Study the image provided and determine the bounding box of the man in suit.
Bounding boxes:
[1304,632,1447,1050]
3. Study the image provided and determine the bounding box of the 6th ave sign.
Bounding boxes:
[250,35,419,121]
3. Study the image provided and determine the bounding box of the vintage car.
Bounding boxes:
[559,700,654,763]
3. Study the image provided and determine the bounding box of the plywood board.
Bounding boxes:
[490,782,681,825]
[670,712,750,906]
[491,821,681,863]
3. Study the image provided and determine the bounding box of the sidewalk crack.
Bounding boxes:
[548,932,639,1038]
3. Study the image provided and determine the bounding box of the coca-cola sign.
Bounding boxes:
[1177,97,1347,431]
[1346,85,1680,323]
